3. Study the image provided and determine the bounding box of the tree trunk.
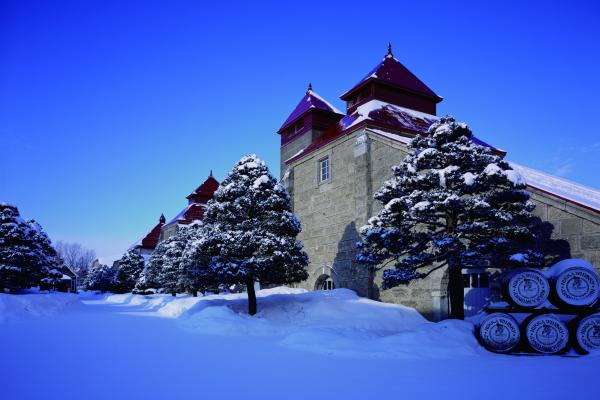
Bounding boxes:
[171,292,176,297]
[448,264,464,320]
[192,290,198,298]
[246,277,257,316]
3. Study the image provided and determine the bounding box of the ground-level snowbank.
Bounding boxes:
[91,287,481,359]
[0,291,80,323]
[99,291,204,317]
[177,287,482,359]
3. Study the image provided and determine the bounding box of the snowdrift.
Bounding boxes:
[177,287,482,359]
[1,288,483,359]
[0,291,79,323]
[101,292,204,318]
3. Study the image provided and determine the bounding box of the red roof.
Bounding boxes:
[285,100,505,165]
[278,85,343,133]
[140,214,166,250]
[186,173,220,203]
[162,173,219,230]
[340,48,441,102]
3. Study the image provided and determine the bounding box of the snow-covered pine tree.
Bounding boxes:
[187,154,308,315]
[113,248,145,293]
[0,203,61,292]
[178,223,212,296]
[28,219,63,290]
[136,223,212,296]
[84,262,116,292]
[148,226,189,296]
[357,116,542,319]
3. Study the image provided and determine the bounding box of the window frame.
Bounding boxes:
[318,156,330,184]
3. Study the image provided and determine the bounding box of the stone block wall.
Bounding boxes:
[288,131,367,294]
[284,126,600,322]
[529,189,600,273]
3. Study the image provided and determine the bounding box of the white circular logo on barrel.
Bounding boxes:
[508,270,549,307]
[556,267,600,307]
[525,314,569,354]
[575,313,600,353]
[479,313,520,352]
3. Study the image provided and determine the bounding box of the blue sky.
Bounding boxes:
[1,0,599,263]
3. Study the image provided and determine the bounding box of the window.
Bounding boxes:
[319,157,330,183]
[315,274,335,291]
[462,272,490,288]
[323,277,335,290]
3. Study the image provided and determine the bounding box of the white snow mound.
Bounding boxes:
[0,291,80,323]
[178,287,482,359]
[101,292,205,318]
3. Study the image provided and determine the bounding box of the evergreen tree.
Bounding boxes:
[85,262,116,292]
[113,248,144,293]
[28,220,63,290]
[187,154,308,315]
[145,227,189,296]
[357,116,542,319]
[178,223,212,296]
[135,224,212,296]
[181,223,219,296]
[0,203,60,292]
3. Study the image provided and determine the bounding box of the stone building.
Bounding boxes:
[278,45,600,320]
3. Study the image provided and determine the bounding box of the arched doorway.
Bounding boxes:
[315,274,335,291]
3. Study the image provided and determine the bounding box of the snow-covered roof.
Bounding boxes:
[340,100,438,132]
[509,162,600,211]
[278,88,343,133]
[163,203,207,229]
[365,127,412,144]
[285,99,503,164]
[165,204,194,227]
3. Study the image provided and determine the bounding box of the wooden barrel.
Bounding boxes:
[503,269,549,308]
[478,313,521,353]
[573,313,600,354]
[551,261,600,308]
[524,314,569,354]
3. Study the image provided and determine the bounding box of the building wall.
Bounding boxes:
[280,129,328,178]
[528,189,600,274]
[285,128,600,321]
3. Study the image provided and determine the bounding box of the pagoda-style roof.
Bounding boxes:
[186,173,220,203]
[278,85,343,133]
[140,214,166,250]
[340,45,442,103]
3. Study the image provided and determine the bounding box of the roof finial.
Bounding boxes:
[307,82,313,94]
[159,214,166,223]
[209,169,213,177]
[387,42,393,58]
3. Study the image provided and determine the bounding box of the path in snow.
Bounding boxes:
[1,295,598,400]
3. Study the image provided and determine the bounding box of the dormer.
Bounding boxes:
[277,84,345,147]
[340,44,442,115]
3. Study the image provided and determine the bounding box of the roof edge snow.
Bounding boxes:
[509,162,600,212]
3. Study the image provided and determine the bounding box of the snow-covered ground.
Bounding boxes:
[1,288,598,399]
[0,290,79,323]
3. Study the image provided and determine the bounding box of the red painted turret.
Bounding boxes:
[186,171,220,205]
[278,84,345,146]
[340,43,442,115]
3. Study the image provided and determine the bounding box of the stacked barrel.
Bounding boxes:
[477,258,600,355]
